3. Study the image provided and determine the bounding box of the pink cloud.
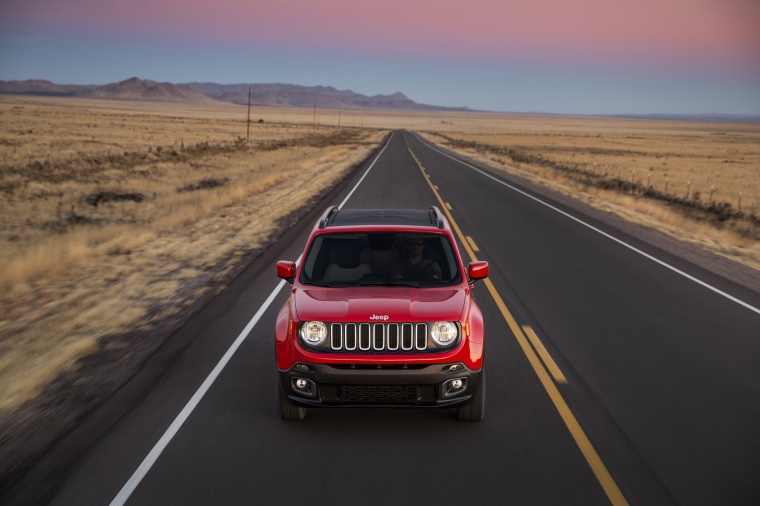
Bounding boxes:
[6,0,759,72]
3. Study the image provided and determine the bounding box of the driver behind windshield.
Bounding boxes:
[396,238,441,279]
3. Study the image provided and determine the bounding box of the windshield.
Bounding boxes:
[300,232,462,287]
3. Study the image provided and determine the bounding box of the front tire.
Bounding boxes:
[278,383,306,421]
[457,368,485,422]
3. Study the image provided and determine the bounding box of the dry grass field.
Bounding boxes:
[0,96,386,414]
[1,97,758,483]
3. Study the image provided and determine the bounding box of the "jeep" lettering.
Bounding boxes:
[369,314,389,321]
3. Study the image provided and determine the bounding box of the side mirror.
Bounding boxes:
[277,261,297,283]
[468,261,489,281]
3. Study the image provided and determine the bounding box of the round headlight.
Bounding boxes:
[300,321,327,346]
[431,321,458,346]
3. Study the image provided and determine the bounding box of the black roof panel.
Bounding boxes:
[328,209,438,228]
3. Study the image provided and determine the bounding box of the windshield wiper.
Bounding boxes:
[302,280,336,287]
[358,280,420,288]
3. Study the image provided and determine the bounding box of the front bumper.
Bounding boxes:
[278,361,482,408]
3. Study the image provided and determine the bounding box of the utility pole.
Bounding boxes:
[246,85,251,142]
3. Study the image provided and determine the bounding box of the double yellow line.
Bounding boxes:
[409,147,628,506]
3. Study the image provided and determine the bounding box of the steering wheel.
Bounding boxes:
[402,271,435,281]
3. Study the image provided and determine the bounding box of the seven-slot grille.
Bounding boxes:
[330,323,428,352]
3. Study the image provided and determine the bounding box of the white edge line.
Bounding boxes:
[109,281,287,506]
[110,131,395,506]
[414,134,760,316]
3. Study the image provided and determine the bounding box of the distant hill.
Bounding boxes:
[0,78,210,103]
[0,79,93,96]
[0,77,471,111]
[181,82,466,111]
[81,77,214,103]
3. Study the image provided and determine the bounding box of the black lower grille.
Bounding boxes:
[320,385,339,400]
[343,385,415,403]
[319,385,438,403]
[417,385,437,401]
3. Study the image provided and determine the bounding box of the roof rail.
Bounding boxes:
[318,206,339,229]
[429,206,445,229]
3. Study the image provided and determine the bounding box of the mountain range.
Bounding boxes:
[4,78,757,121]
[0,77,470,111]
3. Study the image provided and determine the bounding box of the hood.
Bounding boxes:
[293,286,467,322]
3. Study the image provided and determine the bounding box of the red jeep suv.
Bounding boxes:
[275,206,488,421]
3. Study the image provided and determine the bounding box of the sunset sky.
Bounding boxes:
[1,0,758,114]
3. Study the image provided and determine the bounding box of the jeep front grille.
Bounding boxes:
[330,323,428,352]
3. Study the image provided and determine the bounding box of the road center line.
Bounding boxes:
[414,133,760,317]
[408,142,629,506]
[523,325,567,384]
[109,133,394,506]
[465,235,480,252]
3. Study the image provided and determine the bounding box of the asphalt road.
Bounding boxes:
[5,131,760,505]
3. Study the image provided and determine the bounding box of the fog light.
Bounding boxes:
[443,377,467,397]
[291,377,316,397]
